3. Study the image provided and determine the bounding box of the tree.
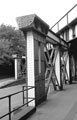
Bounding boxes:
[0,24,25,65]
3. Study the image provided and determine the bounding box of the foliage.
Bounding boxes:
[0,24,25,65]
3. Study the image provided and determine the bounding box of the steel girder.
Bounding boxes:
[47,29,68,49]
[44,40,69,94]
[44,43,60,93]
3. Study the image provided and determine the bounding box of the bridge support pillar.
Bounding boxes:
[16,14,49,106]
[66,53,70,83]
[15,58,18,80]
[12,54,21,80]
[55,47,62,90]
[26,31,35,106]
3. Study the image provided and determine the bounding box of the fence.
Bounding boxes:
[0,86,35,120]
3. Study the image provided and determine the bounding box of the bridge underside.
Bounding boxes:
[69,37,77,58]
[68,37,77,83]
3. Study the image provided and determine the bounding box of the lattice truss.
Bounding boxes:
[44,43,60,93]
[44,43,69,93]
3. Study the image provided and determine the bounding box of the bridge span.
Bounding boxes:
[1,4,77,119]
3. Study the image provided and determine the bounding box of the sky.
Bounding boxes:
[0,0,77,28]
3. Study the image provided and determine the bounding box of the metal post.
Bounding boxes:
[26,86,28,107]
[22,86,24,105]
[9,96,11,120]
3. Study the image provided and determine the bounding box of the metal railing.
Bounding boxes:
[0,86,35,120]
[51,4,77,33]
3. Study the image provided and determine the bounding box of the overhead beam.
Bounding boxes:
[46,29,68,48]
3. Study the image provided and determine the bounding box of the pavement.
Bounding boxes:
[0,81,26,120]
[1,78,77,120]
[0,77,26,88]
[27,82,77,120]
[0,78,15,88]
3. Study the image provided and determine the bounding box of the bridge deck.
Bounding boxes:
[27,82,77,120]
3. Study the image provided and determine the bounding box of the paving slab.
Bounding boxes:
[27,83,77,120]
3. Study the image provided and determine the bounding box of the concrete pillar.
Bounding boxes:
[15,58,18,80]
[16,14,49,106]
[55,48,61,88]
[12,54,18,80]
[26,31,35,106]
[13,55,21,80]
[66,53,70,81]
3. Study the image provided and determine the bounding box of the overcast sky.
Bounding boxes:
[0,0,76,28]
